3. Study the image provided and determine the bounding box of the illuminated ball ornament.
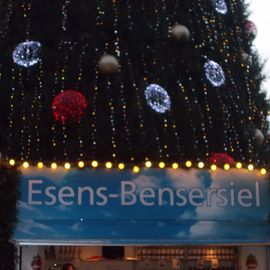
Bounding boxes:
[144,84,171,114]
[98,54,119,74]
[12,40,41,67]
[246,20,258,41]
[52,90,88,124]
[204,60,225,87]
[213,0,228,15]
[171,24,190,42]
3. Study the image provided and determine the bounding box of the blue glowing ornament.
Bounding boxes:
[214,0,228,14]
[204,60,225,87]
[12,41,41,67]
[144,84,171,113]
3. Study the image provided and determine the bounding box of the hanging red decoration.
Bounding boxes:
[210,153,235,166]
[246,20,257,41]
[51,90,88,124]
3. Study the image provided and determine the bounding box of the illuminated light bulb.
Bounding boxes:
[159,162,165,169]
[210,164,217,171]
[198,162,204,169]
[118,163,125,170]
[133,166,140,173]
[22,161,29,169]
[64,163,71,170]
[261,168,267,175]
[51,163,57,170]
[145,161,152,168]
[236,162,242,169]
[248,164,254,171]
[172,163,179,169]
[224,164,230,171]
[91,160,98,168]
[78,161,85,168]
[37,162,44,169]
[186,161,192,168]
[105,162,112,169]
[9,159,16,166]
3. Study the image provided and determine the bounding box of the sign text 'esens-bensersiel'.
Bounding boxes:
[28,179,260,208]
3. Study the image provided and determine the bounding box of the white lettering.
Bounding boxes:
[158,188,174,206]
[217,189,228,207]
[58,187,75,206]
[189,188,204,207]
[96,187,108,206]
[45,186,56,205]
[238,189,252,207]
[176,188,187,206]
[28,179,43,205]
[140,188,155,206]
[255,182,260,207]
[78,187,94,205]
[121,181,136,206]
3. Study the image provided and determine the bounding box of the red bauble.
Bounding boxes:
[52,90,88,124]
[246,20,257,41]
[210,152,235,166]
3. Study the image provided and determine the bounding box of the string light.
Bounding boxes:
[118,163,125,170]
[236,162,242,169]
[211,164,217,171]
[91,161,98,168]
[37,162,44,169]
[51,162,57,170]
[78,161,85,168]
[158,162,165,169]
[186,161,192,168]
[9,159,15,166]
[261,168,267,175]
[22,161,29,169]
[64,162,71,170]
[224,164,230,170]
[172,163,179,169]
[247,164,254,171]
[133,166,140,173]
[105,162,112,169]
[145,161,152,168]
[198,162,204,169]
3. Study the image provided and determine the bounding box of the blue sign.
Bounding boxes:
[14,167,270,244]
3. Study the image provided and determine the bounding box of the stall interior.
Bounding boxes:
[27,245,238,270]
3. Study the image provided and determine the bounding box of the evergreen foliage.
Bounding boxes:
[0,0,268,165]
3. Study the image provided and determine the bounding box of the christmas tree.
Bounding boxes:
[0,0,268,167]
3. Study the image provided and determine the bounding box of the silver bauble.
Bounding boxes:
[241,52,252,66]
[171,25,190,42]
[98,55,119,74]
[254,129,264,147]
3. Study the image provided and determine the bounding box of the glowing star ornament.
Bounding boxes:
[213,0,228,15]
[12,41,41,67]
[52,90,88,124]
[144,84,171,114]
[204,60,225,87]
